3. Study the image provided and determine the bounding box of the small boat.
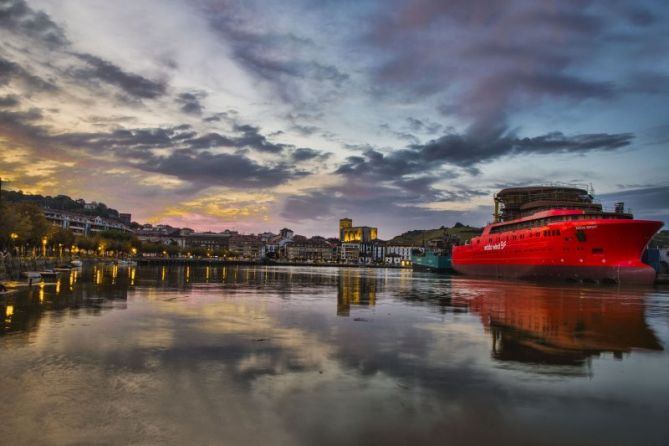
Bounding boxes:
[411,250,452,272]
[39,270,61,280]
[70,259,83,267]
[22,271,42,279]
[53,265,75,272]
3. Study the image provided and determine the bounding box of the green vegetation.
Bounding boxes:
[388,223,483,245]
[651,230,669,247]
[1,189,123,221]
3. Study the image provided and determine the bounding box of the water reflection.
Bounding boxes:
[451,280,663,369]
[337,269,378,316]
[1,264,131,336]
[0,265,667,445]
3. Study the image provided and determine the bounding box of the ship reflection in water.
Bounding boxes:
[455,281,663,371]
[0,265,668,445]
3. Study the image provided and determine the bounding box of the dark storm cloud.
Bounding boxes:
[142,149,306,188]
[338,130,633,181]
[0,112,312,190]
[73,54,166,99]
[58,121,289,155]
[177,91,205,115]
[0,0,68,46]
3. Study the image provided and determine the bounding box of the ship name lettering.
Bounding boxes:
[483,241,507,251]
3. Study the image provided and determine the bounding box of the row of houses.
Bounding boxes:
[134,224,421,264]
[44,209,422,264]
[43,209,132,236]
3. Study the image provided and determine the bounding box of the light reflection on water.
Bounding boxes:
[1,264,668,445]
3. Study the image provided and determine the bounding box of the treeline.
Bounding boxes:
[0,201,233,258]
[1,189,123,221]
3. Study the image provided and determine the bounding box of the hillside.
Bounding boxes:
[1,190,123,221]
[389,224,483,245]
[651,230,669,247]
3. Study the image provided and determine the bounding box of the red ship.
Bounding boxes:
[451,186,663,285]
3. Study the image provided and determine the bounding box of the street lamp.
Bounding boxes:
[10,232,18,256]
[41,236,47,257]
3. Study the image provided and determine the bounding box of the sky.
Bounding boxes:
[0,0,668,238]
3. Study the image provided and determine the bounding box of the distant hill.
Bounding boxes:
[1,190,123,221]
[652,230,669,247]
[389,223,482,245]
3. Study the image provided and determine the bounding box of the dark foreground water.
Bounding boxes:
[1,265,668,445]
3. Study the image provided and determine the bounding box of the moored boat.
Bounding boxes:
[39,270,61,280]
[411,250,452,272]
[451,186,663,285]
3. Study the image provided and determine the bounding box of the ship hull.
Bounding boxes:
[452,219,663,285]
[451,264,656,284]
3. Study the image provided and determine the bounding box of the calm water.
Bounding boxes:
[1,264,668,445]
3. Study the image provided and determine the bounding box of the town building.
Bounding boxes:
[43,208,131,236]
[184,232,231,251]
[384,245,420,265]
[136,225,185,248]
[285,237,335,262]
[339,218,378,243]
[228,234,263,259]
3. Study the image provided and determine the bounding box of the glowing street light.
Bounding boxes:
[41,236,47,257]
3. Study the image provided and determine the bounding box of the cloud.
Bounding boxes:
[177,91,206,115]
[0,56,58,92]
[142,149,306,189]
[0,93,19,107]
[290,148,330,163]
[72,53,166,100]
[232,124,288,154]
[204,2,349,109]
[0,0,68,46]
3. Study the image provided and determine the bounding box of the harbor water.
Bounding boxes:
[1,264,668,445]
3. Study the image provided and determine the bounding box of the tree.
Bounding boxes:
[14,203,50,246]
[49,226,75,249]
[0,202,32,250]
